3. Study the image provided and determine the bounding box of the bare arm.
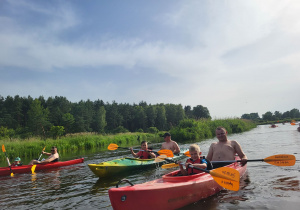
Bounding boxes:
[130,148,139,158]
[233,141,247,165]
[147,151,156,158]
[42,151,52,156]
[173,141,180,154]
[206,143,215,161]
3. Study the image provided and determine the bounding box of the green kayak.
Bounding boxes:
[88,153,186,178]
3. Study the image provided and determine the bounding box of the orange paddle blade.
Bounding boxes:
[264,154,296,166]
[2,145,6,153]
[107,143,119,150]
[184,151,190,157]
[157,149,174,158]
[154,155,168,163]
[210,167,240,191]
[161,163,179,169]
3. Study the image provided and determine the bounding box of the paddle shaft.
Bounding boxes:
[38,153,43,161]
[2,146,13,175]
[211,159,263,164]
[120,147,161,154]
[178,162,210,173]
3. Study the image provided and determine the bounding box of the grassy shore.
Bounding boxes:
[170,118,257,142]
[1,118,257,161]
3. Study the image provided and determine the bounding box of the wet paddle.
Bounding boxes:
[211,154,296,166]
[31,146,46,174]
[162,163,240,191]
[31,165,37,174]
[2,145,14,177]
[107,143,174,157]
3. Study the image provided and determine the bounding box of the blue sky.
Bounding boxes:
[1,0,300,118]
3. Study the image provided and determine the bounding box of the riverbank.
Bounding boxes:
[0,118,256,161]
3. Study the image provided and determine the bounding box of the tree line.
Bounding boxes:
[0,95,211,139]
[241,108,300,121]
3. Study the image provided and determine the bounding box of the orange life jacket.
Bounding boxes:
[186,158,207,175]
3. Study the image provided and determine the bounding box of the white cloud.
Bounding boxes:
[1,0,300,118]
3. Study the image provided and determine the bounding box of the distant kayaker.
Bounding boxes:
[161,132,180,155]
[130,141,156,159]
[11,157,22,166]
[178,144,207,175]
[206,127,247,168]
[28,146,60,165]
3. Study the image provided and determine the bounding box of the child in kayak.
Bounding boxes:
[179,144,207,175]
[11,157,23,166]
[130,141,156,159]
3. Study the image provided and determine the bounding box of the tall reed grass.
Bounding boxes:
[1,118,256,161]
[0,133,158,161]
[170,118,256,142]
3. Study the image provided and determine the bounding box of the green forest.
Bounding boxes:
[0,95,211,140]
[241,108,300,122]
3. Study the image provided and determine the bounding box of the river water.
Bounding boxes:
[0,124,299,210]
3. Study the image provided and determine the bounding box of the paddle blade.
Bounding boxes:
[107,143,119,150]
[42,146,46,152]
[161,163,179,169]
[210,167,240,191]
[10,172,14,177]
[31,165,37,174]
[157,149,174,158]
[154,155,168,163]
[264,154,296,166]
[2,144,6,153]
[184,151,190,157]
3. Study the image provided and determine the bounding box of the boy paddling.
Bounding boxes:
[179,144,207,175]
[130,141,156,159]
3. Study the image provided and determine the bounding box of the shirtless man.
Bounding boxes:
[161,133,180,155]
[206,127,247,168]
[29,146,59,165]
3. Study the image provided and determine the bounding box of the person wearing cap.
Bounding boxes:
[161,132,180,155]
[11,157,23,166]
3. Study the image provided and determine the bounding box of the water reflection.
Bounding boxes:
[272,176,300,192]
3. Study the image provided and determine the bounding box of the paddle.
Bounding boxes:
[38,146,46,161]
[154,155,168,163]
[31,146,46,174]
[2,145,14,177]
[162,163,240,191]
[211,154,296,167]
[31,165,37,174]
[182,152,295,167]
[107,143,174,157]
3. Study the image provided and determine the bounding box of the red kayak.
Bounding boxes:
[109,157,247,210]
[0,158,84,176]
